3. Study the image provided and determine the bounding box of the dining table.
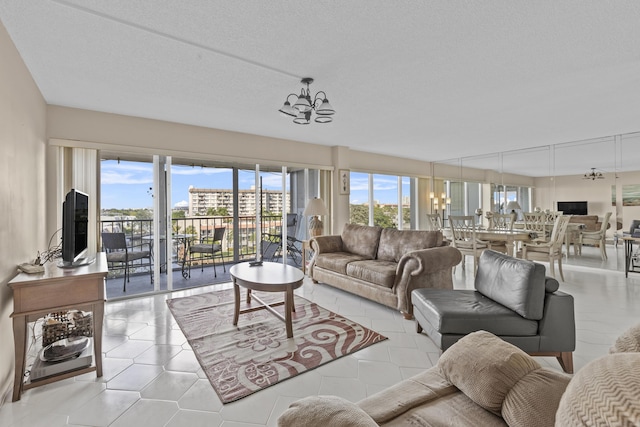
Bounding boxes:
[443,228,534,257]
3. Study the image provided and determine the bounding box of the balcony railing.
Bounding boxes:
[99,214,294,274]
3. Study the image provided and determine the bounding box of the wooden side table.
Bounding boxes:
[8,252,108,401]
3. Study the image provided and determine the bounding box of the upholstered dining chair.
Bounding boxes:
[188,227,226,278]
[101,232,152,292]
[519,215,571,281]
[578,212,612,260]
[449,215,492,274]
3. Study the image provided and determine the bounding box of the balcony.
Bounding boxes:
[100,214,303,299]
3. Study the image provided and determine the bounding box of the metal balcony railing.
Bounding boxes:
[99,214,292,277]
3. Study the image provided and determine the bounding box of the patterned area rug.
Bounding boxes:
[167,288,387,403]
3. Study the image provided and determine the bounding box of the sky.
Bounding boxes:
[101,160,410,210]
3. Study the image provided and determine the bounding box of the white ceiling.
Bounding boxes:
[1,0,640,177]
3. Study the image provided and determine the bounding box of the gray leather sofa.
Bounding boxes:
[309,223,462,319]
[412,250,575,373]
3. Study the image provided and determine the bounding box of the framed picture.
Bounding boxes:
[622,184,640,206]
[339,169,350,195]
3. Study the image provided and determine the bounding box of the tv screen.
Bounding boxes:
[60,189,90,267]
[557,201,588,215]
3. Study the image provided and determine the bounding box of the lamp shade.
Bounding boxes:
[506,201,521,211]
[278,101,298,117]
[303,198,328,216]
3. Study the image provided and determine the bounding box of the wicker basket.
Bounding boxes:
[42,311,93,347]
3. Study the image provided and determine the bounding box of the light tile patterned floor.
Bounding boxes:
[2,245,639,426]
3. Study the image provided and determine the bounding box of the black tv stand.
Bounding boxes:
[57,256,96,269]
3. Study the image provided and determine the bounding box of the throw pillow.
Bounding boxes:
[502,368,571,427]
[555,353,640,426]
[277,395,378,427]
[438,330,540,416]
[609,323,640,353]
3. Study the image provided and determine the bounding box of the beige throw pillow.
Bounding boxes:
[555,353,640,426]
[502,368,571,427]
[438,331,540,415]
[610,323,640,353]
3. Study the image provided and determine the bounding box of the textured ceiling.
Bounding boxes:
[1,0,639,176]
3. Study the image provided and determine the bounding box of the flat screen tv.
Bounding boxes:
[557,201,588,216]
[59,189,93,268]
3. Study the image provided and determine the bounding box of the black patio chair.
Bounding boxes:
[188,227,226,278]
[101,232,152,292]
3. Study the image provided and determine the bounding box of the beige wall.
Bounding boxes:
[0,21,47,403]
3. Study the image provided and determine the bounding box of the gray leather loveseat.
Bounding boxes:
[309,223,461,319]
[412,250,575,372]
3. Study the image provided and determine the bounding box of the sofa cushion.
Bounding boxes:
[555,353,640,426]
[412,289,539,336]
[610,323,640,353]
[314,252,369,275]
[377,228,443,262]
[438,331,541,416]
[346,260,397,288]
[475,250,546,320]
[341,223,383,259]
[277,395,377,427]
[502,368,570,427]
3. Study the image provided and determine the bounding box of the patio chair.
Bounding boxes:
[263,214,303,265]
[101,232,152,292]
[188,227,226,278]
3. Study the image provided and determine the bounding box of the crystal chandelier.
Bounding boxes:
[278,78,335,124]
[583,168,604,180]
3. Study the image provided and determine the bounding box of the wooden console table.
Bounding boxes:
[8,252,107,401]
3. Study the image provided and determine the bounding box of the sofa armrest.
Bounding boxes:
[310,235,343,253]
[308,235,344,277]
[538,290,575,352]
[394,246,462,316]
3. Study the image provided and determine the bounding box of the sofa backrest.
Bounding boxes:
[377,229,443,262]
[341,223,383,259]
[475,250,546,320]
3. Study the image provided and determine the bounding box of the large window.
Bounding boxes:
[349,171,413,229]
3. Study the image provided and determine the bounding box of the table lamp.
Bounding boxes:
[506,201,522,220]
[303,197,328,238]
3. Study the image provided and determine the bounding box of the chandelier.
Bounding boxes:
[583,168,604,180]
[278,78,335,124]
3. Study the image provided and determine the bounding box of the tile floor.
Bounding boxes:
[1,245,640,426]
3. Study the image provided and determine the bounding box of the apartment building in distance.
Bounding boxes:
[188,187,290,217]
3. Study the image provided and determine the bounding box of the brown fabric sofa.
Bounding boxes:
[308,223,462,319]
[278,326,640,427]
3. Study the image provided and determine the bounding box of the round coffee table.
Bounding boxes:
[229,261,304,338]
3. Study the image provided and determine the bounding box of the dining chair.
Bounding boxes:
[523,212,549,242]
[578,212,612,260]
[426,213,443,231]
[488,213,514,231]
[188,227,226,278]
[449,215,493,274]
[519,215,571,281]
[101,232,152,292]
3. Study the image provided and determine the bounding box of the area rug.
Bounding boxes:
[166,288,387,403]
